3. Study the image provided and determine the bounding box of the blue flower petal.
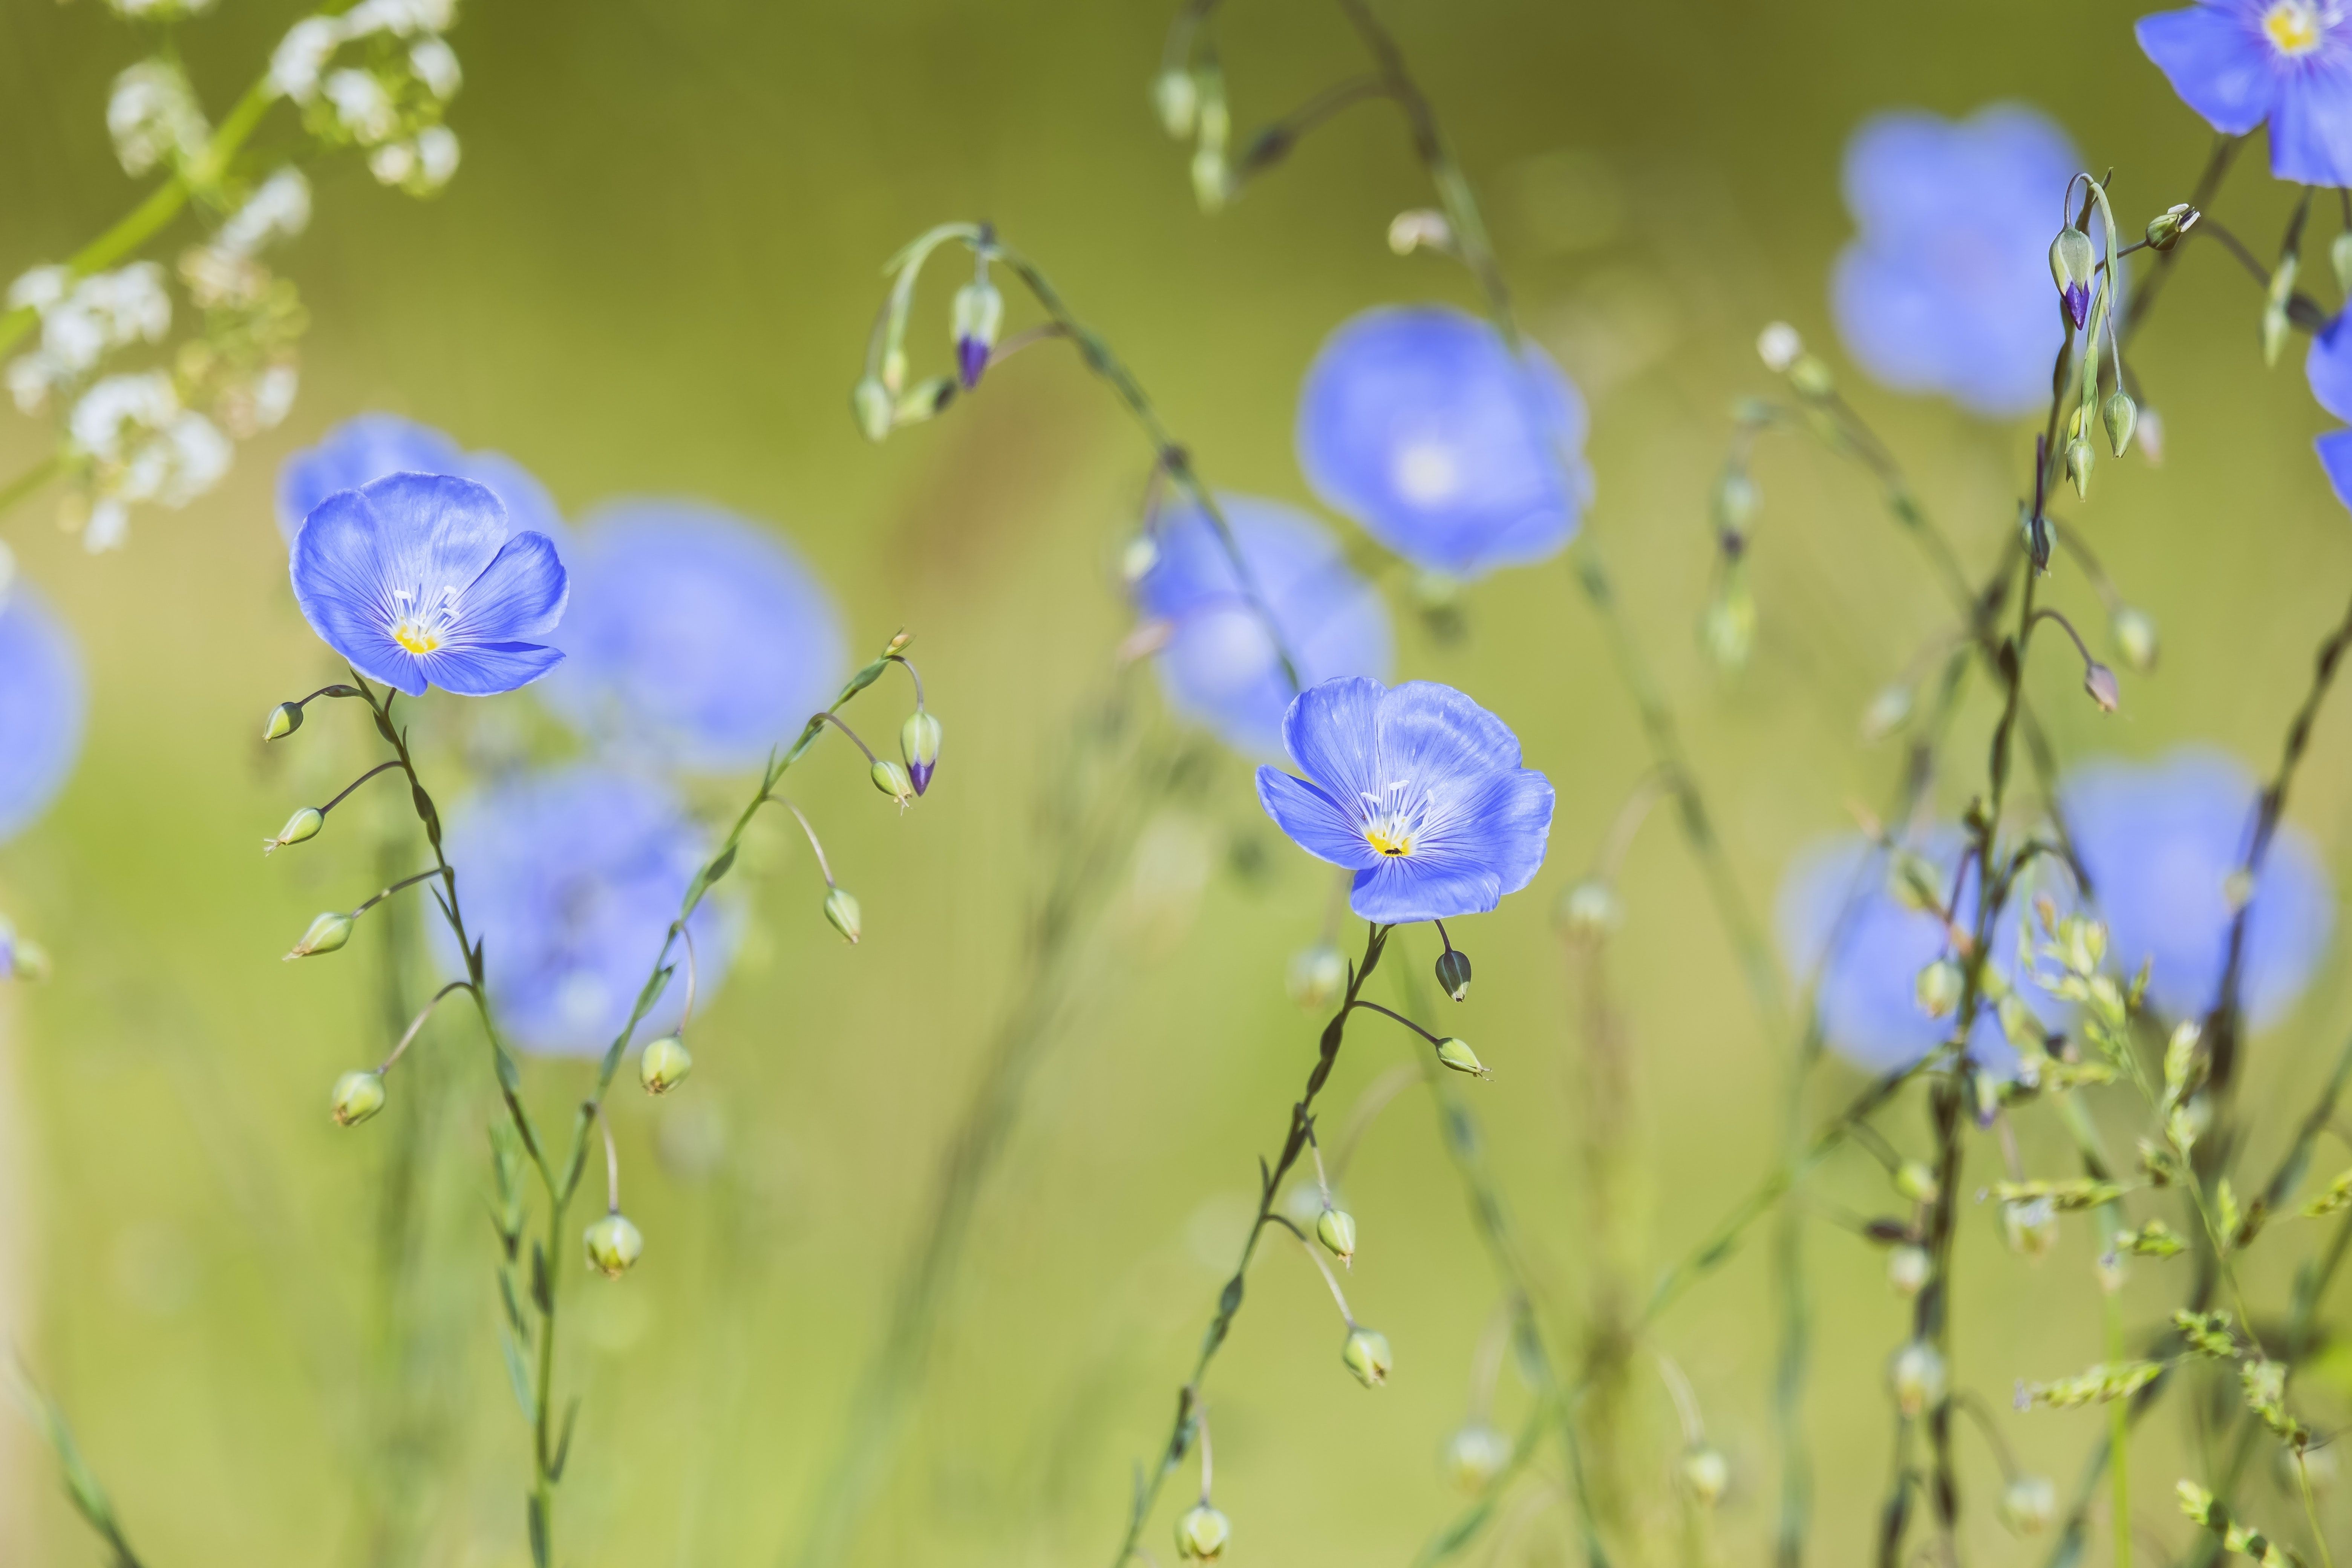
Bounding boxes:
[2136,7,2282,138]
[2318,428,2352,506]
[1282,674,1387,808]
[1349,855,1503,924]
[2273,50,2352,186]
[290,487,434,693]
[0,583,84,843]
[2309,313,2352,421]
[277,413,463,545]
[452,530,568,646]
[418,641,565,697]
[1374,679,1526,790]
[1256,766,1380,870]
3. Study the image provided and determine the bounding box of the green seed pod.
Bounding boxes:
[824,887,863,945]
[2147,204,2196,252]
[2066,436,2095,499]
[1341,1326,1393,1388]
[1434,1037,1489,1079]
[583,1212,643,1279]
[2104,389,2138,456]
[286,910,354,960]
[1914,958,1963,1019]
[1173,1503,1230,1562]
[1442,1425,1512,1493]
[1315,1207,1357,1267]
[1434,946,1473,1003]
[639,1034,693,1095]
[870,758,915,807]
[851,377,892,444]
[1888,1340,1946,1418]
[263,701,303,741]
[330,1069,386,1127]
[1787,354,1834,398]
[265,805,324,855]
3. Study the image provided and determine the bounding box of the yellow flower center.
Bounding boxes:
[1366,822,1415,858]
[1360,779,1430,859]
[393,621,443,654]
[2268,0,2325,55]
[389,586,457,656]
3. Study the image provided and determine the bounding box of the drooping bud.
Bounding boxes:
[1756,321,1802,372]
[330,1069,386,1127]
[2049,227,2095,329]
[1434,1037,1489,1078]
[900,709,942,796]
[1434,946,1473,1003]
[1712,466,1759,546]
[1682,1446,1731,1507]
[823,887,863,945]
[285,910,354,960]
[1896,1160,1940,1205]
[1174,1503,1230,1562]
[583,1212,643,1278]
[263,701,303,741]
[1387,209,1452,255]
[2103,389,2138,457]
[1700,564,1755,671]
[2003,1196,2060,1259]
[2084,662,2120,713]
[2020,502,2052,575]
[1786,354,1834,399]
[2335,231,2352,296]
[2112,606,2159,672]
[1316,1207,1358,1267]
[2265,254,2300,367]
[1286,942,1346,1011]
[1914,958,1963,1019]
[1152,68,1198,139]
[852,377,892,444]
[1887,1243,1931,1297]
[1889,1340,1947,1418]
[2147,204,2197,253]
[1556,879,1622,941]
[2066,436,2095,500]
[1442,1425,1511,1493]
[2001,1475,2059,1536]
[891,376,956,426]
[264,805,325,856]
[870,758,915,807]
[639,1034,693,1095]
[1341,1326,1393,1388]
[950,277,1003,391]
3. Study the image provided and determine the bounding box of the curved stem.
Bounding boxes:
[679,924,700,1032]
[319,759,404,818]
[1349,996,1441,1046]
[818,711,882,767]
[885,653,925,710]
[599,1111,621,1215]
[378,979,473,1075]
[780,798,838,890]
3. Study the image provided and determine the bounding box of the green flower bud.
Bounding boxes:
[870,758,915,808]
[1896,1160,1940,1205]
[1152,68,1198,139]
[1914,958,1963,1019]
[2104,389,2138,457]
[2003,1196,2060,1259]
[824,886,863,945]
[2335,231,2352,297]
[1888,1340,1946,1418]
[1682,1446,1730,1507]
[2066,435,2095,499]
[1887,1243,1930,1297]
[1860,681,1914,743]
[1787,354,1834,398]
[2146,204,2196,252]
[1190,145,1228,211]
[1434,1037,1489,1079]
[2049,226,2096,322]
[583,1212,643,1278]
[1701,565,1755,671]
[891,376,956,426]
[1442,1424,1512,1493]
[1286,942,1346,1011]
[285,910,354,960]
[2266,254,2301,368]
[1315,1207,1357,1267]
[1556,879,1622,941]
[852,377,892,443]
[265,805,324,856]
[2112,606,2159,673]
[2001,1475,2058,1536]
[330,1069,386,1127]
[1341,1326,1393,1388]
[900,709,942,796]
[1712,467,1759,543]
[1173,1503,1230,1561]
[2085,662,2120,713]
[950,279,1004,389]
[263,701,303,741]
[1434,946,1472,1003]
[639,1034,693,1096]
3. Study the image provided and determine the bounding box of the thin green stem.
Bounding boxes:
[2107,1290,2131,1568]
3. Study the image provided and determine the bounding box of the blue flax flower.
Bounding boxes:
[1296,305,1592,579]
[1256,676,1553,923]
[1131,495,1392,760]
[541,501,846,773]
[0,582,85,842]
[2137,2,2352,187]
[290,472,568,697]
[277,412,567,547]
[1776,833,2065,1078]
[2303,313,2352,503]
[438,766,730,1057]
[2062,748,2333,1027]
[1831,105,2083,417]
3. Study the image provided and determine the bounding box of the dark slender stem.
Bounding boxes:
[1232,74,1394,180]
[319,759,404,817]
[818,710,883,767]
[1350,996,1442,1046]
[350,867,443,917]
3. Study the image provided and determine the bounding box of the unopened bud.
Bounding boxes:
[1174,1503,1230,1561]
[950,278,1003,391]
[1316,1206,1357,1266]
[2003,1196,2060,1259]
[265,805,324,855]
[1387,208,1452,255]
[1286,942,1345,1010]
[1556,879,1622,940]
[1889,1340,1947,1418]
[1701,566,1755,671]
[2021,504,2053,574]
[870,758,915,807]
[2112,606,2158,672]
[1682,1446,1730,1507]
[2136,406,2166,465]
[2334,231,2352,296]
[2002,1475,2059,1536]
[330,1068,385,1127]
[1442,1424,1511,1492]
[1756,322,1802,372]
[1434,946,1472,1003]
[1712,467,1759,543]
[900,709,942,796]
[1434,1037,1489,1079]
[1861,681,1914,742]
[2147,204,2197,253]
[583,1212,643,1278]
[2066,436,2095,499]
[1887,1243,1931,1297]
[2084,662,2120,713]
[639,1034,692,1095]
[2050,227,2095,329]
[823,886,863,945]
[1896,1160,1940,1205]
[1191,147,1228,211]
[1152,68,1198,139]
[263,701,303,741]
[1787,354,1834,398]
[852,377,892,443]
[892,376,956,425]
[2104,389,2137,456]
[1915,958,1963,1019]
[2267,253,2301,369]
[285,910,354,960]
[1341,1326,1393,1388]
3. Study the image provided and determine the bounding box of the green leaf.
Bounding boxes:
[499,1327,534,1422]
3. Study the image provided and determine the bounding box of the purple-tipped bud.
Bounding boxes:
[949,278,1003,392]
[2062,283,2091,331]
[2049,227,2096,329]
[900,709,942,796]
[955,335,989,391]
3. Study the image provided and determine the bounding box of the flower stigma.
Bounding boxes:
[2267,1,2326,54]
[390,585,459,654]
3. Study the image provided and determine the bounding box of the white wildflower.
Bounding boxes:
[413,125,460,190]
[251,364,299,430]
[107,60,210,178]
[269,17,346,104]
[70,371,179,464]
[324,69,398,143]
[8,266,70,315]
[39,264,172,380]
[6,355,54,415]
[368,140,418,187]
[179,246,267,309]
[151,412,234,505]
[83,499,131,553]
[344,0,457,37]
[215,168,313,257]
[408,36,462,100]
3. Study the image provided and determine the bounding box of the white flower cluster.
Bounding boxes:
[64,371,233,550]
[182,168,314,305]
[269,1,464,195]
[100,0,217,17]
[106,60,211,178]
[6,263,172,415]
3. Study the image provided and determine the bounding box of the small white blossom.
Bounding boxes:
[8,266,69,315]
[413,125,460,189]
[107,60,210,178]
[83,499,130,553]
[150,412,234,505]
[70,371,179,464]
[344,0,457,37]
[408,36,462,100]
[1757,322,1803,372]
[215,168,313,257]
[6,356,53,415]
[324,69,398,143]
[368,140,418,187]
[179,246,268,308]
[251,364,299,430]
[269,17,346,104]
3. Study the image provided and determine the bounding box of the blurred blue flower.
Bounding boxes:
[1295,305,1592,578]
[0,581,85,843]
[2137,2,2352,187]
[1776,833,2064,1078]
[1256,676,1553,923]
[2304,314,2352,505]
[1830,104,2082,417]
[1132,495,1392,760]
[277,412,567,547]
[291,472,568,697]
[438,766,730,1057]
[540,501,847,773]
[2062,748,2334,1027]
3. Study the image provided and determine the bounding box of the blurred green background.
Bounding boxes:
[3,1,2351,1564]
